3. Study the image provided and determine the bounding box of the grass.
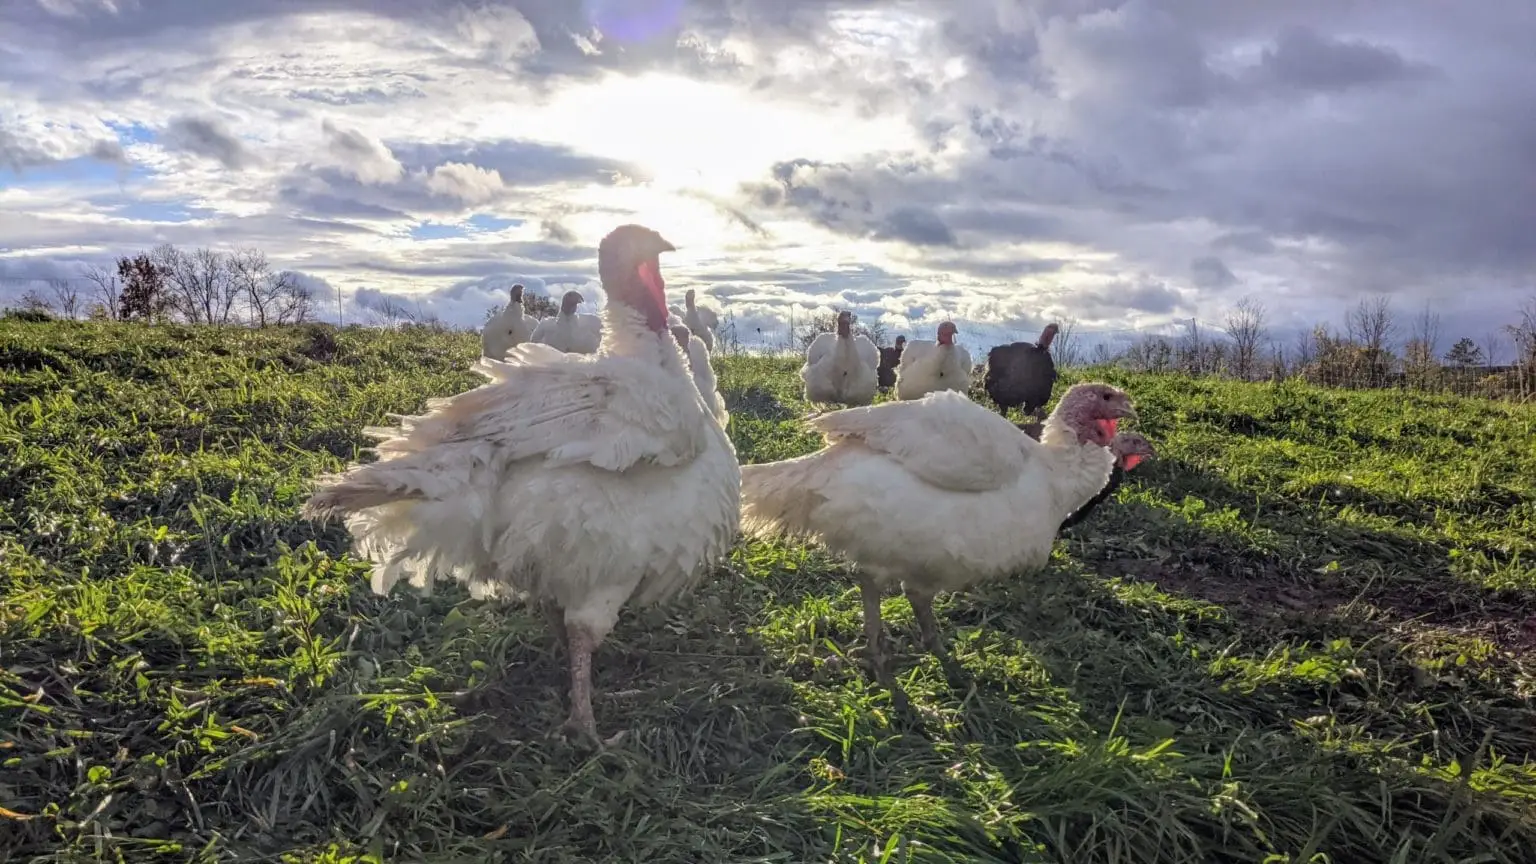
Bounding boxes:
[2,319,1535,863]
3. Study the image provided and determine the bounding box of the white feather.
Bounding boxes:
[894,338,972,401]
[481,297,536,360]
[682,332,728,427]
[531,309,603,354]
[308,302,741,642]
[739,389,1113,596]
[800,329,879,406]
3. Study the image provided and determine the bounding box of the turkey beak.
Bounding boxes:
[655,237,677,254]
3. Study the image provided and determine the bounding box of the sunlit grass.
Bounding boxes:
[2,319,1535,862]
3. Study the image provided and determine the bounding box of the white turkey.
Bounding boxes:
[738,382,1136,698]
[481,283,536,360]
[895,321,972,401]
[671,323,727,427]
[800,310,879,407]
[303,223,741,747]
[669,288,719,351]
[530,289,602,354]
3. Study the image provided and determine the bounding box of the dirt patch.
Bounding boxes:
[1107,555,1536,655]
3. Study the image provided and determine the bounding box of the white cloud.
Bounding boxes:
[424,162,506,204]
[0,0,1531,353]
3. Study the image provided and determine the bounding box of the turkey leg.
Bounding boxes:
[559,622,625,749]
[905,588,946,657]
[858,576,911,712]
[906,587,966,682]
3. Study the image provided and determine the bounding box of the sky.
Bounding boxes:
[2,0,1533,356]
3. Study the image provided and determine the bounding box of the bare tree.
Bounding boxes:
[1051,316,1082,368]
[44,278,83,320]
[229,248,309,326]
[1222,297,1268,379]
[272,271,313,324]
[1293,326,1319,370]
[1346,294,1396,353]
[1509,296,1536,396]
[1266,339,1287,379]
[16,289,52,315]
[155,244,240,324]
[81,265,122,320]
[1410,304,1442,358]
[793,309,887,350]
[1177,317,1204,373]
[1482,331,1505,368]
[364,295,414,328]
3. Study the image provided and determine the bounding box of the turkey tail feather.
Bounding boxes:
[739,456,825,538]
[302,473,427,521]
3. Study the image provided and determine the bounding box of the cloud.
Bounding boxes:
[319,119,404,184]
[163,115,256,170]
[424,162,506,205]
[1,0,1533,353]
[1190,256,1237,290]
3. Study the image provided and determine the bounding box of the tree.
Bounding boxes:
[793,309,887,350]
[116,253,171,321]
[1051,317,1082,368]
[1222,296,1268,379]
[81,264,122,320]
[1346,294,1396,352]
[484,287,560,323]
[44,278,83,320]
[153,244,242,325]
[1345,295,1396,386]
[1402,303,1442,386]
[229,248,311,326]
[1443,337,1484,368]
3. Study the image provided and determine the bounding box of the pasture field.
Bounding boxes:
[3,319,1536,863]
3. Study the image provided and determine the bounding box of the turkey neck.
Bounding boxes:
[601,302,689,371]
[1038,441,1117,525]
[835,332,860,361]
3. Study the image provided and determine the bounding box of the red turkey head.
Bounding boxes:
[598,223,676,332]
[561,290,583,315]
[937,321,958,346]
[1038,323,1059,350]
[510,284,524,304]
[836,310,852,336]
[1050,382,1137,446]
[1109,431,1156,471]
[670,324,692,351]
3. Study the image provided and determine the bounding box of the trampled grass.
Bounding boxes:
[2,319,1535,863]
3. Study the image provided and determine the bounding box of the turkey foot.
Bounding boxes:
[557,621,627,750]
[857,576,912,714]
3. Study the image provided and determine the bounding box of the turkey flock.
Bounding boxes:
[304,222,1158,747]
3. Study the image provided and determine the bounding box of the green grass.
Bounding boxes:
[3,320,1535,863]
